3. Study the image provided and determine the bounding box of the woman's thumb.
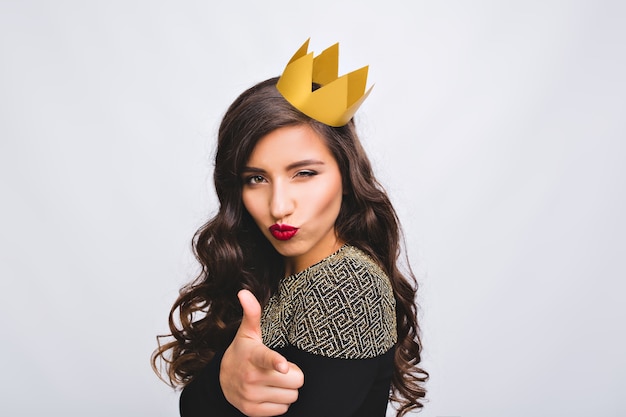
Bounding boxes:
[236,289,262,340]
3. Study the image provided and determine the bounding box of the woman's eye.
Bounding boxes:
[295,170,317,178]
[245,175,266,184]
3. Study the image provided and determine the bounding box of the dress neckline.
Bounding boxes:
[284,244,351,279]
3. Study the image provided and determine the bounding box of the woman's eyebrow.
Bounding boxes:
[286,159,325,170]
[241,166,266,175]
[242,159,325,174]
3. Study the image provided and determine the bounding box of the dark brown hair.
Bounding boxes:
[152,77,428,415]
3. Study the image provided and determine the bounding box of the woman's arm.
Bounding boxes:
[278,345,394,417]
[180,344,394,417]
[180,290,304,417]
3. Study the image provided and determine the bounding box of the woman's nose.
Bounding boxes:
[269,182,295,221]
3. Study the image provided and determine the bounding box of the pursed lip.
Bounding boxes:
[269,224,299,241]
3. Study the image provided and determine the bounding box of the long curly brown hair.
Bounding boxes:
[152,77,428,415]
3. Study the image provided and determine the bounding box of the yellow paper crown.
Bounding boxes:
[276,39,373,127]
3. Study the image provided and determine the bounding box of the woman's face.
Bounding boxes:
[241,124,344,275]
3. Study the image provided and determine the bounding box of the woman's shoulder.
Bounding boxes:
[287,245,398,359]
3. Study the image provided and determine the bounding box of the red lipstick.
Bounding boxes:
[269,224,299,241]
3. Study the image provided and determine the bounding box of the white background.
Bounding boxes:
[1,1,624,416]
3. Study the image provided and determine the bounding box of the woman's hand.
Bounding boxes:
[220,290,304,417]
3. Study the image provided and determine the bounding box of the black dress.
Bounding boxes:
[180,245,397,417]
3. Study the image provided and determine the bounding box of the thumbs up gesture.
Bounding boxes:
[220,290,304,417]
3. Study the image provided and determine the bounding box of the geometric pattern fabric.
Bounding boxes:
[261,245,397,359]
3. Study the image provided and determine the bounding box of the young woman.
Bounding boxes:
[153,47,428,416]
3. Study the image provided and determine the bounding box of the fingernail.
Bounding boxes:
[277,362,288,373]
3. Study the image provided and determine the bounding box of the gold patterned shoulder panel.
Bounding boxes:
[261,245,397,359]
